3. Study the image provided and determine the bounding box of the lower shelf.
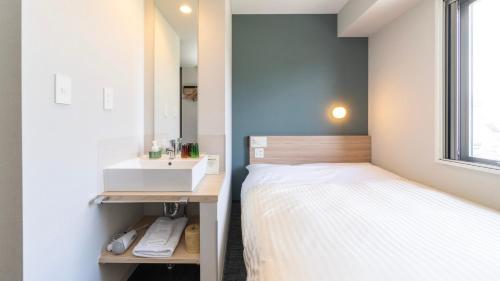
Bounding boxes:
[99,216,200,265]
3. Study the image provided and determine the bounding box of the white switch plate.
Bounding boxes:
[250,136,268,148]
[55,74,72,105]
[255,148,265,158]
[103,88,114,110]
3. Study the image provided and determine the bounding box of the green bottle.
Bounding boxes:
[190,143,199,158]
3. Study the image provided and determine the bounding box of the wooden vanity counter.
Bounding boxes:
[99,173,225,204]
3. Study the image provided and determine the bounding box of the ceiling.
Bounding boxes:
[155,0,198,67]
[339,0,422,37]
[231,0,350,14]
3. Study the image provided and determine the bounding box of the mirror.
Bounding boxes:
[150,0,198,147]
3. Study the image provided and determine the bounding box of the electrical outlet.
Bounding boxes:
[255,148,265,158]
[250,136,268,148]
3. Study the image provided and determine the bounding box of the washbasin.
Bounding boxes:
[103,155,208,192]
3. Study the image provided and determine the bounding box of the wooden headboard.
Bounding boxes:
[248,136,371,165]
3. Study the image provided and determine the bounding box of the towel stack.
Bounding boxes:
[133,217,188,258]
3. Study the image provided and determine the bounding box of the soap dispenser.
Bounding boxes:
[149,140,162,159]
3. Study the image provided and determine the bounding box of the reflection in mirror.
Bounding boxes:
[153,0,198,148]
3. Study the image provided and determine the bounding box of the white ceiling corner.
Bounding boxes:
[231,0,351,14]
[338,0,423,37]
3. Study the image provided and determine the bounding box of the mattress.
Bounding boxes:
[241,163,500,281]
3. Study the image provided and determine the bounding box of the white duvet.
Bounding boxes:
[241,163,500,281]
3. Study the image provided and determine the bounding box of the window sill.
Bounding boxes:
[436,159,500,176]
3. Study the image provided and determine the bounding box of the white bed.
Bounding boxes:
[241,163,500,281]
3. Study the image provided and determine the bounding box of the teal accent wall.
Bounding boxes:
[232,15,368,200]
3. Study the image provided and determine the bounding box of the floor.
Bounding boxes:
[128,203,247,281]
[222,202,247,281]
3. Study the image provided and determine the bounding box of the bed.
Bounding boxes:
[241,136,500,281]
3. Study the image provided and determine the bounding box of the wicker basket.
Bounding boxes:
[184,223,200,254]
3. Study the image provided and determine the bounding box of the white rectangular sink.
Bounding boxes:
[103,155,208,192]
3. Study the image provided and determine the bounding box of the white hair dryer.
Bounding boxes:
[106,230,138,255]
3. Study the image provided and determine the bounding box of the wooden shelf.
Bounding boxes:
[99,217,200,265]
[99,174,225,204]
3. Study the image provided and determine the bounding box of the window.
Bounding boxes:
[444,0,500,167]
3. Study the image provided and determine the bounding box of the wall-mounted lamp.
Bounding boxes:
[179,5,192,14]
[332,106,347,119]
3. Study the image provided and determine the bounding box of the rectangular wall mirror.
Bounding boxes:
[146,0,199,149]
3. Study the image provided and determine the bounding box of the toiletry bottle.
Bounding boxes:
[190,143,199,158]
[149,140,162,159]
[152,140,160,152]
[181,144,190,158]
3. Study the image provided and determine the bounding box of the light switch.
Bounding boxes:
[255,148,265,158]
[103,88,114,110]
[55,74,72,105]
[250,136,268,148]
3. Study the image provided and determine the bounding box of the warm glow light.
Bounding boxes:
[332,107,347,119]
[179,5,192,14]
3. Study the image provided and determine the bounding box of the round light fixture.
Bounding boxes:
[332,107,347,119]
[180,5,192,14]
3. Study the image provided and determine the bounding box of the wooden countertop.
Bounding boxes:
[100,173,225,204]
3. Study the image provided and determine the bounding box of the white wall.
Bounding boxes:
[22,1,145,280]
[0,0,22,280]
[369,0,500,211]
[221,0,233,274]
[144,0,156,149]
[198,0,232,276]
[20,0,231,280]
[154,7,181,143]
[182,67,198,143]
[198,0,228,172]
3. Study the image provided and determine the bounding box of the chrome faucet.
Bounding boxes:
[166,148,175,160]
[169,138,183,157]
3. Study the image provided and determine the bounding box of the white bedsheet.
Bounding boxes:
[241,163,500,281]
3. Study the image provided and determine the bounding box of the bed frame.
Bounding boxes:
[248,136,371,165]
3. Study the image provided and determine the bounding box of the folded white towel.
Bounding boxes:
[164,217,189,257]
[133,217,188,258]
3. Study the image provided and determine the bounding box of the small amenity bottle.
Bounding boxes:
[149,140,162,159]
[181,144,190,158]
[190,143,199,158]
